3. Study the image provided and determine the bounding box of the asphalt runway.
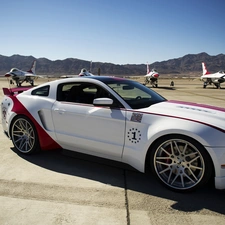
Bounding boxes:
[0,77,225,224]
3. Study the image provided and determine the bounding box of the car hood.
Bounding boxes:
[139,100,225,130]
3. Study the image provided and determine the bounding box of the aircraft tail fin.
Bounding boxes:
[202,62,210,75]
[27,60,36,74]
[147,63,150,74]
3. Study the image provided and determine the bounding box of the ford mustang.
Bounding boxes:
[1,76,225,192]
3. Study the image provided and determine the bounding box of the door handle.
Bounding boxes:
[54,108,66,114]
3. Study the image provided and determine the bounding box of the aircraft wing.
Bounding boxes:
[23,73,44,78]
[60,75,79,78]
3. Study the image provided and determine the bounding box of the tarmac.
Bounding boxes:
[0,77,225,225]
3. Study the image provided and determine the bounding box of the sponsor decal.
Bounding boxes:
[127,128,141,144]
[131,112,143,123]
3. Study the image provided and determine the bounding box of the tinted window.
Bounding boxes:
[57,82,123,107]
[105,80,166,109]
[31,85,50,96]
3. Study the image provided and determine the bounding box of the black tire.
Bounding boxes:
[149,134,213,192]
[10,116,40,154]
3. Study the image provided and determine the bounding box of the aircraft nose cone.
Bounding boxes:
[154,73,159,78]
[4,73,11,77]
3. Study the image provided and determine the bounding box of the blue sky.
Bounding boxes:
[1,0,225,64]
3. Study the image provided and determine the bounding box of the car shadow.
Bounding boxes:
[11,147,225,215]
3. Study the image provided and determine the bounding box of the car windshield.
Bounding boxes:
[104,79,166,109]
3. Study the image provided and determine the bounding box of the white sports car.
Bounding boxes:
[1,76,225,192]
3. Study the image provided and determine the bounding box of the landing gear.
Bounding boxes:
[203,82,207,88]
[13,78,34,87]
[153,82,158,88]
[145,77,158,88]
[151,79,158,88]
[10,79,14,85]
[204,82,221,89]
[144,77,150,85]
[16,80,22,87]
[215,83,220,89]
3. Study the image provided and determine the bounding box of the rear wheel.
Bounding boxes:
[149,134,213,192]
[11,116,40,154]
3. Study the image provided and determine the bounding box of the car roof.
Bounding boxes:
[53,76,130,85]
[86,76,128,83]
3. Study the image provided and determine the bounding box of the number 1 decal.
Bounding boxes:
[127,128,141,144]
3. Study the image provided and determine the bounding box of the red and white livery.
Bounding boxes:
[201,62,225,88]
[144,63,159,87]
[3,60,43,87]
[1,76,225,192]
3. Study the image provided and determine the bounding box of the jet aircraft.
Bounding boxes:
[201,62,225,88]
[79,68,94,76]
[60,68,94,78]
[4,60,41,86]
[144,63,159,87]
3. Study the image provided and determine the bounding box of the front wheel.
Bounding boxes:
[149,135,213,192]
[11,116,40,154]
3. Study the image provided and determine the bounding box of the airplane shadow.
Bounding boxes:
[11,147,225,215]
[196,87,225,90]
[148,86,176,90]
[156,86,176,90]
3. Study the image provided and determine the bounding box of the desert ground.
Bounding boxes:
[1,76,225,107]
[134,76,225,108]
[0,77,225,225]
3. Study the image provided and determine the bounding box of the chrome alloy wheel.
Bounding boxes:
[153,138,206,191]
[11,116,37,154]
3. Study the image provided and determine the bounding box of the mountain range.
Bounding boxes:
[0,52,224,77]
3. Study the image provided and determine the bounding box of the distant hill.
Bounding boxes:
[0,53,224,77]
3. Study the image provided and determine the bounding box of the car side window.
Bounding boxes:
[57,82,102,104]
[57,82,123,107]
[31,85,50,96]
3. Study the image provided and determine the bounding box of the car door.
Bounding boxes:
[51,82,126,160]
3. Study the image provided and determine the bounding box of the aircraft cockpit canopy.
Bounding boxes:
[10,68,19,72]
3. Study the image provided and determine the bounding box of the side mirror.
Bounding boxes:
[93,98,113,106]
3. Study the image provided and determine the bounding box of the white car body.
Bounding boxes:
[1,76,225,192]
